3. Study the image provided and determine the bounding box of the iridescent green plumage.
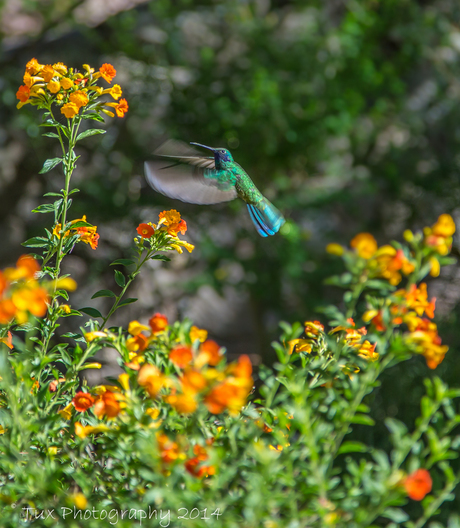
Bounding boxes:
[144,140,285,237]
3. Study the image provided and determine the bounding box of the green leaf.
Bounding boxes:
[61,332,85,342]
[337,441,368,455]
[82,112,105,122]
[117,298,137,308]
[381,508,409,523]
[39,157,62,174]
[64,220,92,230]
[350,414,375,426]
[42,132,59,139]
[32,203,56,214]
[76,129,106,141]
[91,289,116,299]
[151,255,171,262]
[21,237,50,248]
[79,307,103,318]
[43,192,63,198]
[110,259,135,267]
[114,270,126,287]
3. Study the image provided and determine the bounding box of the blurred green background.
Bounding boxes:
[1,0,460,480]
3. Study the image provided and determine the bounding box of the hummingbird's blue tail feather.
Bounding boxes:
[247,198,285,237]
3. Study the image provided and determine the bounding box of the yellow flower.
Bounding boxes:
[47,79,60,93]
[356,340,379,361]
[118,373,130,392]
[432,214,456,237]
[61,103,79,118]
[350,233,378,259]
[54,277,77,291]
[74,422,112,439]
[52,62,68,75]
[60,77,74,90]
[159,209,181,226]
[326,243,344,256]
[84,331,108,342]
[287,338,312,354]
[108,84,122,100]
[429,257,440,277]
[190,325,208,343]
[128,320,150,336]
[25,58,44,75]
[72,493,87,509]
[164,392,197,414]
[41,65,55,83]
[69,90,89,108]
[58,403,73,420]
[60,304,71,314]
[171,240,195,254]
[48,446,58,455]
[0,425,6,435]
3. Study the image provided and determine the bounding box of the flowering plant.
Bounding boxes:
[0,59,459,527]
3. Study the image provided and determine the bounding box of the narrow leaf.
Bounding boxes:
[21,237,50,248]
[79,307,103,318]
[42,132,59,139]
[91,289,116,299]
[110,259,135,267]
[337,441,368,455]
[151,255,171,262]
[350,414,375,426]
[32,203,55,214]
[39,157,62,174]
[116,298,137,309]
[114,270,126,287]
[76,129,106,141]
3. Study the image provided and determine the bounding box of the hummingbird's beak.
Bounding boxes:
[190,142,215,152]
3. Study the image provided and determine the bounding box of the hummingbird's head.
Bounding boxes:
[190,143,234,165]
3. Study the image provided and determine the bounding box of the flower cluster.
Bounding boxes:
[53,215,99,250]
[0,255,49,325]
[288,319,378,363]
[157,435,215,478]
[364,282,447,369]
[16,59,128,119]
[136,210,194,254]
[327,214,456,285]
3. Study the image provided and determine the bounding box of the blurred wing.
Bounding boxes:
[145,162,237,205]
[154,139,216,169]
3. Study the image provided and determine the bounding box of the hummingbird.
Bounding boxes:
[144,140,285,237]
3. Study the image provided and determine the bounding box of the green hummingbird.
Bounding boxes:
[144,140,285,237]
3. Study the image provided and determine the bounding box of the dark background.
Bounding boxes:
[1,0,460,493]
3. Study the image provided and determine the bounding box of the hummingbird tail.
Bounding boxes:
[247,198,285,237]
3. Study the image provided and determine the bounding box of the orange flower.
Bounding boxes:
[424,214,456,255]
[76,226,99,249]
[159,209,181,226]
[287,338,312,354]
[405,317,448,369]
[16,254,40,280]
[185,445,215,478]
[0,331,13,350]
[165,392,197,414]
[169,345,193,368]
[0,300,16,324]
[190,325,208,343]
[12,285,49,318]
[49,377,66,392]
[0,271,8,296]
[404,469,432,501]
[99,63,116,83]
[350,233,378,259]
[304,321,324,338]
[149,313,168,333]
[196,339,223,366]
[69,90,89,108]
[94,391,121,419]
[375,246,415,286]
[180,369,207,393]
[61,103,79,119]
[47,79,60,94]
[41,65,55,83]
[138,364,165,398]
[137,223,154,238]
[72,391,95,412]
[157,433,181,464]
[115,98,128,118]
[16,85,30,102]
[25,58,43,75]
[60,77,74,90]
[126,333,149,353]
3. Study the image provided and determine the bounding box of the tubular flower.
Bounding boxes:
[189,325,208,343]
[169,345,193,368]
[94,391,121,419]
[287,338,312,355]
[69,90,89,108]
[108,84,122,99]
[74,422,112,439]
[137,223,154,238]
[157,434,182,464]
[196,339,223,367]
[138,364,165,398]
[126,333,149,353]
[304,321,324,338]
[72,391,95,412]
[99,64,116,83]
[374,246,415,286]
[404,469,432,501]
[61,103,79,118]
[185,445,215,478]
[424,214,456,255]
[26,58,44,75]
[128,320,150,336]
[165,392,198,414]
[397,283,436,319]
[405,318,448,369]
[16,85,30,103]
[180,369,207,393]
[149,313,168,333]
[5,254,40,281]
[350,233,378,259]
[0,332,13,350]
[60,77,74,90]
[12,284,49,319]
[115,98,128,117]
[47,80,60,93]
[356,341,379,361]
